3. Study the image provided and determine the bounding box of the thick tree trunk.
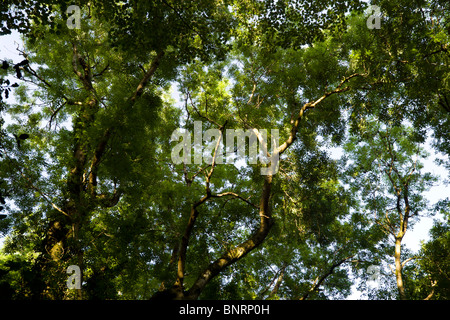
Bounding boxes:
[151,175,274,300]
[394,235,406,300]
[151,74,359,300]
[184,175,274,300]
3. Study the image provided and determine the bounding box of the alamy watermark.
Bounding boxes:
[66,5,81,29]
[65,4,381,31]
[66,265,81,289]
[65,3,381,31]
[367,265,381,286]
[366,5,382,29]
[170,121,279,175]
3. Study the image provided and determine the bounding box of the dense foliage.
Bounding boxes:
[0,0,448,300]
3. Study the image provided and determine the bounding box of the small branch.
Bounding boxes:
[20,170,70,218]
[93,63,110,77]
[72,42,90,90]
[438,92,450,112]
[389,264,396,275]
[22,63,52,88]
[191,165,211,182]
[375,218,396,236]
[1,148,71,218]
[184,163,211,187]
[88,128,112,196]
[424,280,437,300]
[300,255,354,300]
[247,83,257,105]
[97,189,122,208]
[277,73,364,155]
[48,101,66,129]
[424,43,450,59]
[187,91,222,128]
[258,263,287,299]
[282,189,298,204]
[213,192,259,209]
[205,123,226,190]
[130,51,164,102]
[402,256,419,268]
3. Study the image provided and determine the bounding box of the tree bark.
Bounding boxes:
[268,266,285,299]
[174,196,209,290]
[394,235,406,300]
[184,175,274,300]
[150,73,361,300]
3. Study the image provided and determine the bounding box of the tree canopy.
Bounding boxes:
[0,0,449,300]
